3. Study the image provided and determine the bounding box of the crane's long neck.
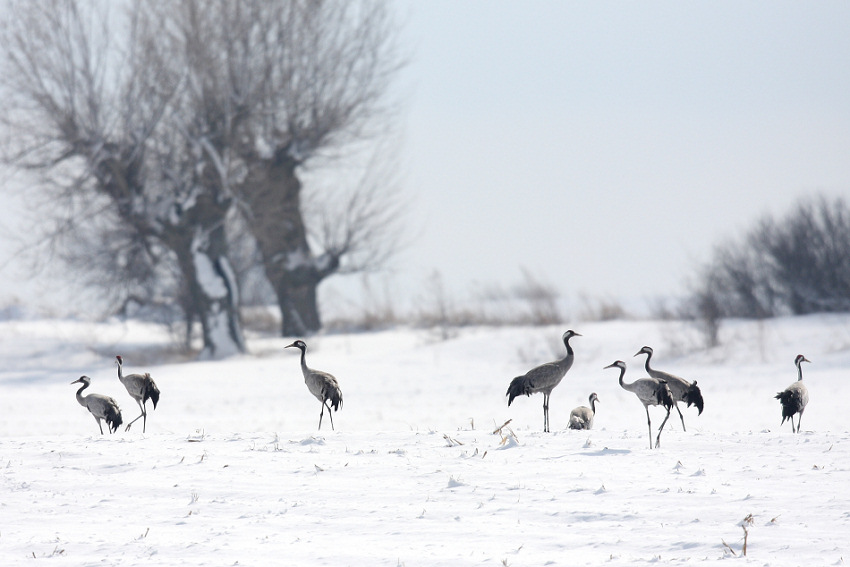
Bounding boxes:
[117,362,125,383]
[298,346,309,377]
[75,384,89,407]
[560,336,576,370]
[796,361,804,381]
[641,352,653,375]
[590,397,597,415]
[617,367,637,392]
[564,335,575,357]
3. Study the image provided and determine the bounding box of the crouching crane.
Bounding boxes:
[568,393,599,430]
[71,376,123,434]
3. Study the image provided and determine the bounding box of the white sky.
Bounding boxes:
[2,1,850,317]
[368,0,850,311]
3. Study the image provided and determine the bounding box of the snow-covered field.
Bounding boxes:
[1,314,849,565]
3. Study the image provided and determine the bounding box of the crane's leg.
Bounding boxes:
[796,409,804,433]
[318,402,325,430]
[95,416,104,435]
[125,400,147,432]
[644,406,652,450]
[674,402,686,432]
[656,406,672,449]
[543,393,550,433]
[325,401,335,431]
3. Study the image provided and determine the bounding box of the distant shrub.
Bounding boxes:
[686,193,850,327]
[468,268,564,327]
[577,292,628,322]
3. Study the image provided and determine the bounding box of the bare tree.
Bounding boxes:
[685,194,850,323]
[755,196,850,313]
[2,0,405,348]
[0,0,246,358]
[179,0,405,336]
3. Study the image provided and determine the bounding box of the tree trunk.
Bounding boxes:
[91,148,247,359]
[238,151,338,336]
[277,279,322,336]
[161,189,246,358]
[169,225,246,358]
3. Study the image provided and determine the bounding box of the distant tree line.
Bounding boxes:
[0,0,404,358]
[684,193,850,345]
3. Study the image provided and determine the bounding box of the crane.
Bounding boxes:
[607,360,673,449]
[634,346,704,431]
[568,392,599,430]
[71,376,123,434]
[285,340,344,430]
[506,330,581,432]
[116,355,160,433]
[775,354,810,433]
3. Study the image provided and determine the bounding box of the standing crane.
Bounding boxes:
[71,376,123,434]
[634,346,704,431]
[775,354,811,433]
[506,330,581,432]
[285,340,344,431]
[607,360,674,449]
[568,392,599,430]
[116,355,160,433]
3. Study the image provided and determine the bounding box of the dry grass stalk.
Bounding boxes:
[492,419,513,435]
[443,434,462,447]
[740,513,754,556]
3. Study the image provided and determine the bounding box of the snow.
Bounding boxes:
[1,315,849,565]
[283,247,313,271]
[198,304,244,361]
[192,239,229,301]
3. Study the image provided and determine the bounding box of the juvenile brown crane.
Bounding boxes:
[634,346,704,431]
[607,360,674,449]
[285,340,344,431]
[775,354,810,433]
[116,355,160,433]
[506,330,581,432]
[71,376,123,434]
[568,392,599,430]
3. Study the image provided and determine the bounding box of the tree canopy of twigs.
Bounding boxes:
[683,193,850,346]
[0,0,406,348]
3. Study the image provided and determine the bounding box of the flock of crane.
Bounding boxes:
[71,332,811,447]
[505,330,810,448]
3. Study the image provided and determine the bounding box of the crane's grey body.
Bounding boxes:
[506,330,581,432]
[285,340,343,431]
[634,346,704,431]
[71,376,123,435]
[116,355,160,433]
[608,360,674,449]
[568,392,599,430]
[775,354,810,433]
